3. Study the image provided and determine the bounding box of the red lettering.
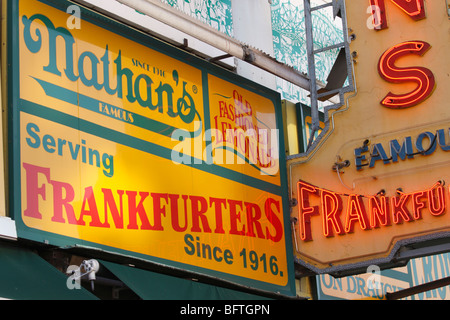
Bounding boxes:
[50,180,78,225]
[369,0,388,30]
[245,202,265,239]
[23,163,50,219]
[411,191,427,220]
[368,195,391,228]
[219,101,227,118]
[297,181,319,241]
[391,193,412,224]
[190,195,211,233]
[378,41,435,109]
[209,197,226,234]
[150,193,168,231]
[264,198,283,243]
[233,90,243,110]
[126,191,152,230]
[102,188,124,229]
[345,195,370,233]
[390,0,426,20]
[22,164,289,243]
[321,189,344,237]
[78,186,106,227]
[228,199,245,236]
[169,194,188,232]
[428,185,446,216]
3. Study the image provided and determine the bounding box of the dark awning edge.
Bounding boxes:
[99,259,266,300]
[59,244,303,300]
[0,242,98,300]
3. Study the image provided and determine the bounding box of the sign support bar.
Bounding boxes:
[386,276,450,300]
[116,0,311,91]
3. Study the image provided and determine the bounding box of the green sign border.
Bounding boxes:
[7,0,295,297]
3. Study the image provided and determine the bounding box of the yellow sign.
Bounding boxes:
[10,0,294,294]
[289,0,450,273]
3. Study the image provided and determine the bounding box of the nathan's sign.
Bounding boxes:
[289,0,450,273]
[9,0,294,295]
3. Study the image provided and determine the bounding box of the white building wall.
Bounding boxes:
[231,0,277,90]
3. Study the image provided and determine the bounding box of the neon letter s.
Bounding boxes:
[377,41,435,109]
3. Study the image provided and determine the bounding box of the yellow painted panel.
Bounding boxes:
[290,0,450,271]
[12,0,293,292]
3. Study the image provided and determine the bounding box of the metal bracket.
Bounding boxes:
[386,276,450,300]
[207,53,232,63]
[242,46,256,63]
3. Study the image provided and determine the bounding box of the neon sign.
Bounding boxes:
[368,0,436,109]
[378,41,435,109]
[369,0,426,30]
[297,180,447,241]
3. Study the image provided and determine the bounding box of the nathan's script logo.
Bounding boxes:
[22,13,200,135]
